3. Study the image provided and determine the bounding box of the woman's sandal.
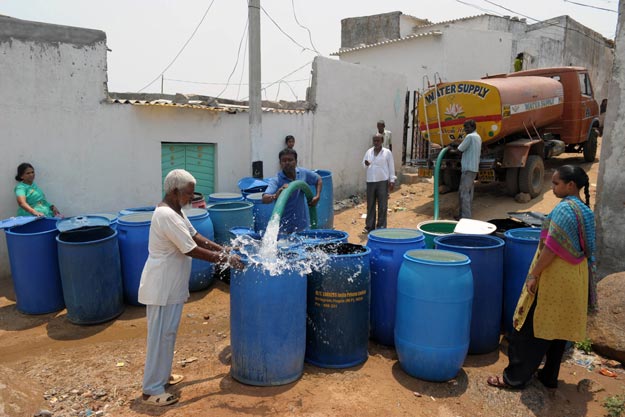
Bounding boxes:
[168,374,184,386]
[487,375,513,389]
[142,392,179,407]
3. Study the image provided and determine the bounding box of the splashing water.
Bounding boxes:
[259,214,281,261]
[226,213,332,276]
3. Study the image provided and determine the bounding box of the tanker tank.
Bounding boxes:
[418,76,564,146]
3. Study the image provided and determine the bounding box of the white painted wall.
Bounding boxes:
[310,57,407,198]
[0,19,407,281]
[0,24,313,279]
[338,26,514,90]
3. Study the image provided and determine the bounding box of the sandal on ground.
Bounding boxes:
[142,392,179,407]
[168,374,184,385]
[487,375,512,389]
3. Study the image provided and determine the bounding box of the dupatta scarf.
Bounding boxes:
[541,196,598,312]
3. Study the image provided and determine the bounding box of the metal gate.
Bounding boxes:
[401,90,430,166]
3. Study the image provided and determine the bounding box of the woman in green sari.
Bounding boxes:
[14,163,61,217]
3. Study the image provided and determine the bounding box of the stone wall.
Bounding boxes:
[341,11,403,49]
[595,0,625,277]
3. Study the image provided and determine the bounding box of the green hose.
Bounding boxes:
[433,147,449,220]
[269,180,318,229]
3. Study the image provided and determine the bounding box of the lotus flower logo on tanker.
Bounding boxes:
[424,83,491,105]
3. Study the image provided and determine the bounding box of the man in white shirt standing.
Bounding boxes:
[454,119,482,219]
[376,120,392,151]
[363,134,396,234]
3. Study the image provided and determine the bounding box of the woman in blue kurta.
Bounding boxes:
[14,163,60,217]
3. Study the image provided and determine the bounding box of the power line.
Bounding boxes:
[260,6,318,54]
[241,60,313,101]
[563,0,617,13]
[163,77,310,86]
[236,23,249,100]
[291,0,320,54]
[482,0,614,41]
[138,0,217,92]
[455,0,502,14]
[456,0,614,42]
[214,18,249,99]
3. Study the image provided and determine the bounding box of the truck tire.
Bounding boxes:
[583,128,598,162]
[443,169,461,191]
[504,168,520,196]
[518,155,544,198]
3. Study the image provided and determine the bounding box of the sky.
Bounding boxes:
[1,0,620,101]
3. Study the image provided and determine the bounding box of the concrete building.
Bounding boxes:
[0,16,407,279]
[595,0,625,277]
[332,12,613,104]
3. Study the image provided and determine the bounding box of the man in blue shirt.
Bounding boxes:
[454,119,482,219]
[262,148,322,233]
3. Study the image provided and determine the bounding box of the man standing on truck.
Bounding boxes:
[453,119,482,219]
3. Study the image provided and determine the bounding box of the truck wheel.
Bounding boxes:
[518,155,544,198]
[504,168,520,196]
[443,169,461,191]
[583,128,598,162]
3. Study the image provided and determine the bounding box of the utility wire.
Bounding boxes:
[563,0,617,13]
[214,18,249,99]
[164,77,310,86]
[291,0,320,54]
[236,25,249,100]
[260,6,318,54]
[457,0,614,42]
[455,0,502,14]
[278,80,299,100]
[481,0,614,41]
[241,60,313,101]
[138,0,217,92]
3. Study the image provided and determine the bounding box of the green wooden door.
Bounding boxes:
[161,143,215,197]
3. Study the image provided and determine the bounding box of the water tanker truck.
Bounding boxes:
[416,67,600,198]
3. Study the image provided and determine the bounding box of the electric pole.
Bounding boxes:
[249,0,263,178]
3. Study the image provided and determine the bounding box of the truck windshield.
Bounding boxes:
[578,73,593,97]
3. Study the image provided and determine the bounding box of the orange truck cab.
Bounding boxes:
[417,67,600,198]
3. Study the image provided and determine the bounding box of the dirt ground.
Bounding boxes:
[1,138,624,417]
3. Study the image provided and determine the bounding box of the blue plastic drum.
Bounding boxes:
[305,243,371,368]
[293,229,348,247]
[207,202,254,245]
[117,212,153,305]
[395,249,473,382]
[4,218,65,314]
[56,216,124,324]
[245,192,274,233]
[184,208,216,292]
[435,234,505,354]
[312,170,334,229]
[503,228,540,333]
[208,193,244,203]
[230,252,307,386]
[367,228,425,346]
[118,206,155,216]
[85,213,118,230]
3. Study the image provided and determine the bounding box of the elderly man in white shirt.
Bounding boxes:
[138,169,243,407]
[363,134,396,234]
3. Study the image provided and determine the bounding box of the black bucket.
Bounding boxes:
[487,218,530,239]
